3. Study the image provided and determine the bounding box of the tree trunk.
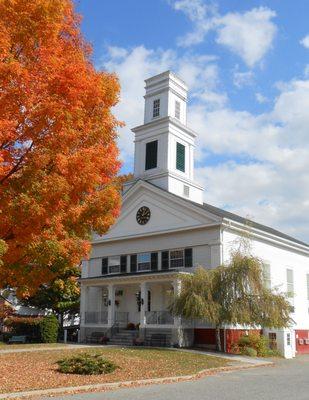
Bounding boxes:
[215,325,222,352]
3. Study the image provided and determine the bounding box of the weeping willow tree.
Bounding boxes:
[170,250,292,351]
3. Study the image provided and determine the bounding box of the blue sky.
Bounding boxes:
[75,0,309,242]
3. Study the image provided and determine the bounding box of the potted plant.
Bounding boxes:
[126,322,135,330]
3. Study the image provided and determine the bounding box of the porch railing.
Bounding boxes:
[115,311,129,326]
[145,311,174,325]
[84,311,108,324]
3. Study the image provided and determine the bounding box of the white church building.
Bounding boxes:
[80,71,309,358]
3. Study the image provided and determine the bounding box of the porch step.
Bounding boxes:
[109,328,173,347]
[108,329,138,346]
[144,328,173,347]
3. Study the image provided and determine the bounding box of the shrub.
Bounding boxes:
[5,316,42,341]
[39,315,59,343]
[241,347,257,357]
[57,353,118,375]
[237,333,275,357]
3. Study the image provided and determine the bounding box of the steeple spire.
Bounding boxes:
[124,71,204,204]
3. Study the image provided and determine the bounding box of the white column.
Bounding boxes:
[172,279,182,327]
[173,279,183,347]
[107,284,115,326]
[140,282,148,327]
[80,284,89,326]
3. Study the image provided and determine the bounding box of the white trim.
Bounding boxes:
[132,116,197,139]
[222,221,309,256]
[80,271,190,286]
[92,223,221,244]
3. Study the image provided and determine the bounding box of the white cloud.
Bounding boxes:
[300,34,309,49]
[255,93,268,103]
[190,78,309,240]
[171,0,217,47]
[304,65,309,78]
[170,2,277,67]
[101,45,309,242]
[214,7,277,68]
[233,69,255,88]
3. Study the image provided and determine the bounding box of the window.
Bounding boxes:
[109,256,120,274]
[176,142,185,172]
[175,100,180,119]
[307,274,309,300]
[269,332,277,350]
[153,99,160,118]
[145,140,158,170]
[137,253,151,271]
[286,269,294,298]
[263,263,271,289]
[102,258,108,275]
[287,333,291,346]
[170,250,184,268]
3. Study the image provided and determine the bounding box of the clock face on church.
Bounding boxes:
[136,206,151,225]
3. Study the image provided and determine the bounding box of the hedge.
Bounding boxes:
[5,314,59,343]
[39,315,59,343]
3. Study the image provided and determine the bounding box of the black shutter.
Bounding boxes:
[145,140,158,170]
[147,290,151,312]
[151,252,158,270]
[130,254,137,273]
[184,248,193,268]
[120,255,127,274]
[176,142,185,172]
[161,251,169,270]
[102,258,108,275]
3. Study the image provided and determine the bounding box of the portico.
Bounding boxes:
[80,272,186,343]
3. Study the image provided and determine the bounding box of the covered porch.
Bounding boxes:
[79,272,190,346]
[80,274,182,328]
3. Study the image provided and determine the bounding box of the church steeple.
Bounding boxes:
[124,71,204,204]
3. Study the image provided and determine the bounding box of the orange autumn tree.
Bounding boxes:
[0,0,122,294]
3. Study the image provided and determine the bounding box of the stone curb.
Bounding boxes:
[0,361,273,399]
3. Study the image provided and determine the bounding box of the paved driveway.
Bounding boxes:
[44,355,309,400]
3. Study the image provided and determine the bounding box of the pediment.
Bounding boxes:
[93,181,222,242]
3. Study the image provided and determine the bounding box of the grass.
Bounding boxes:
[0,347,232,394]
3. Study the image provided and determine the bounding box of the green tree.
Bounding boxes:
[171,250,292,351]
[21,263,80,326]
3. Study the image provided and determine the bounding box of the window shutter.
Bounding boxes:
[130,254,137,272]
[102,258,108,275]
[176,142,185,172]
[184,248,193,268]
[161,251,169,270]
[120,255,127,273]
[151,252,158,270]
[145,140,158,170]
[147,290,151,312]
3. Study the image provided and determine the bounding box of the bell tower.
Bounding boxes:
[124,71,204,204]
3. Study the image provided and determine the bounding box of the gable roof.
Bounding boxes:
[201,202,308,248]
[135,179,309,248]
